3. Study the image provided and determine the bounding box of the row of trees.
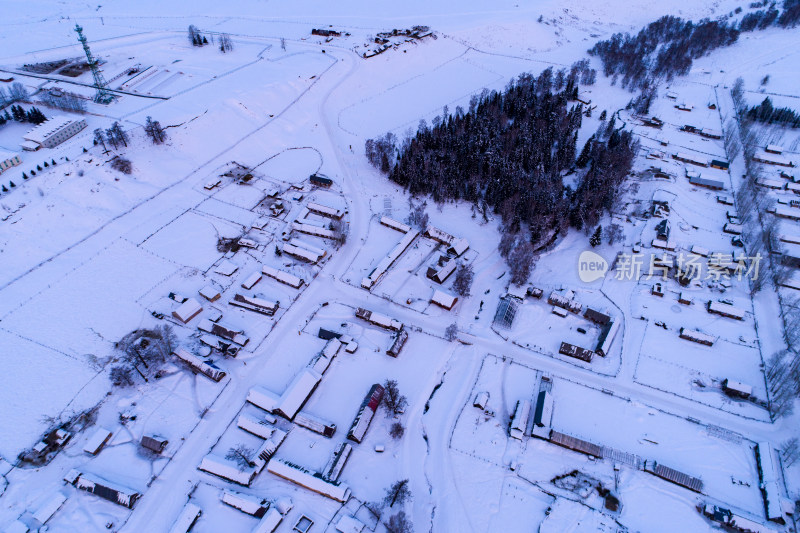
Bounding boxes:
[739,0,800,31]
[0,82,29,107]
[591,1,800,94]
[187,25,209,46]
[7,104,46,124]
[93,122,129,152]
[188,25,233,52]
[144,116,167,144]
[39,91,87,113]
[746,97,800,128]
[729,78,800,420]
[588,16,740,91]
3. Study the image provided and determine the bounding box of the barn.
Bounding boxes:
[141,435,168,454]
[83,428,113,455]
[222,490,270,518]
[509,400,531,440]
[387,327,408,357]
[230,294,278,316]
[679,327,715,346]
[707,301,745,320]
[431,289,458,310]
[426,256,457,284]
[347,384,384,443]
[559,342,594,362]
[644,460,704,493]
[267,459,351,502]
[64,470,141,508]
[262,265,304,289]
[584,308,611,326]
[172,298,203,324]
[174,348,227,382]
[309,174,333,187]
[549,431,603,458]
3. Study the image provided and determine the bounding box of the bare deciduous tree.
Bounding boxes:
[389,422,405,440]
[226,444,254,471]
[444,323,458,342]
[383,479,412,508]
[782,437,800,468]
[382,379,408,417]
[385,511,413,533]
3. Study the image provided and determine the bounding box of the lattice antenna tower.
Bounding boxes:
[74,24,113,104]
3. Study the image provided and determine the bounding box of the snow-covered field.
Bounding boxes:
[0,0,799,532]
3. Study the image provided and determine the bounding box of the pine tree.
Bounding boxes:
[9,181,15,188]
[22,172,28,179]
[51,159,56,165]
[590,225,602,247]
[36,164,42,171]
[44,161,48,167]
[576,136,594,168]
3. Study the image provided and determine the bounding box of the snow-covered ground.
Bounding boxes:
[1,1,799,532]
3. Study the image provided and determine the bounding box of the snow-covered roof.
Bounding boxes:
[241,271,262,289]
[266,459,351,502]
[173,298,202,323]
[0,149,20,162]
[293,222,336,239]
[83,427,112,454]
[221,491,269,517]
[198,286,220,301]
[4,520,29,533]
[20,140,40,151]
[766,144,784,154]
[276,368,322,419]
[707,301,745,319]
[307,202,343,219]
[247,386,281,413]
[215,260,239,276]
[380,216,411,233]
[238,412,277,440]
[31,490,67,525]
[262,264,304,288]
[198,455,256,486]
[252,508,283,533]
[23,115,84,145]
[448,237,469,256]
[168,503,202,533]
[282,243,322,263]
[431,289,457,309]
[754,150,793,166]
[723,379,753,396]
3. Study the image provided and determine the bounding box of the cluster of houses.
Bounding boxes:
[697,442,800,531]
[495,376,724,514]
[354,307,408,357]
[188,330,390,513]
[362,217,470,298]
[547,291,619,362]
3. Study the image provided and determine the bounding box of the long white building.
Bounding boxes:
[22,115,87,150]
